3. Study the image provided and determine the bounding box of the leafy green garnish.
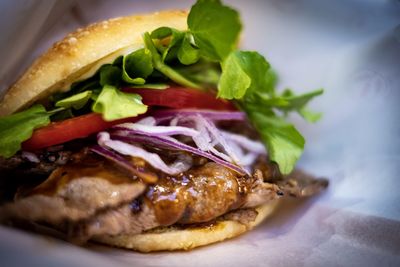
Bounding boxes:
[122,48,153,84]
[0,105,50,158]
[218,50,320,174]
[55,90,92,110]
[151,27,185,62]
[298,108,322,123]
[218,51,252,99]
[92,85,148,121]
[276,88,324,122]
[175,60,221,87]
[248,113,305,175]
[99,64,122,87]
[188,0,241,61]
[125,83,169,90]
[50,109,74,122]
[177,33,200,65]
[143,32,200,89]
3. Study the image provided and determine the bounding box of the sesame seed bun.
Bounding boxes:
[0,10,187,116]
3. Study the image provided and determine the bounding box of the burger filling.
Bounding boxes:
[0,114,327,243]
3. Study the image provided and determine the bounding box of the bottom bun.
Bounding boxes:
[93,200,279,252]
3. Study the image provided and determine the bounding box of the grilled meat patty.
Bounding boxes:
[0,150,328,242]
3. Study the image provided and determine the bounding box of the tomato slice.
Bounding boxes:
[123,86,236,111]
[23,86,235,151]
[22,113,141,151]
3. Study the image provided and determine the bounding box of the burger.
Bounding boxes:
[0,0,328,252]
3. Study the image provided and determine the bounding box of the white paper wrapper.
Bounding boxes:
[1,0,400,266]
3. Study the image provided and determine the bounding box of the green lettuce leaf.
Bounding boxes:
[188,0,241,61]
[0,105,50,158]
[92,85,148,121]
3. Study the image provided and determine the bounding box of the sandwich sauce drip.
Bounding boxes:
[145,162,250,226]
[27,152,252,226]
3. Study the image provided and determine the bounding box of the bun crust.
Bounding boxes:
[0,10,188,116]
[93,202,279,252]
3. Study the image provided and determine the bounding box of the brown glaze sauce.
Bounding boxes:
[27,150,255,226]
[145,162,253,226]
[28,154,138,197]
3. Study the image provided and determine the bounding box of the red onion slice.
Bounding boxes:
[90,145,158,183]
[151,109,246,123]
[221,130,266,154]
[113,123,199,138]
[98,132,192,175]
[93,110,263,176]
[111,133,248,176]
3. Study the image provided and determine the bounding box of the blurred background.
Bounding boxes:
[0,1,400,266]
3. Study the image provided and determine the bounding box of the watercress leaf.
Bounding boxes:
[151,27,173,39]
[218,51,272,100]
[218,51,251,99]
[239,51,271,97]
[174,59,221,88]
[280,88,324,111]
[143,32,201,89]
[178,66,220,87]
[70,79,99,95]
[50,109,74,122]
[92,85,148,121]
[163,29,184,62]
[248,111,305,174]
[99,64,122,86]
[240,101,275,116]
[55,91,92,110]
[188,0,241,61]
[112,56,123,67]
[122,48,153,84]
[0,105,50,158]
[298,107,323,123]
[265,69,278,94]
[163,44,181,63]
[151,27,185,62]
[218,50,320,173]
[124,83,169,90]
[178,33,200,65]
[253,93,289,107]
[52,79,99,104]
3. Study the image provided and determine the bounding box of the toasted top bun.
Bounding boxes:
[0,10,188,116]
[93,201,279,252]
